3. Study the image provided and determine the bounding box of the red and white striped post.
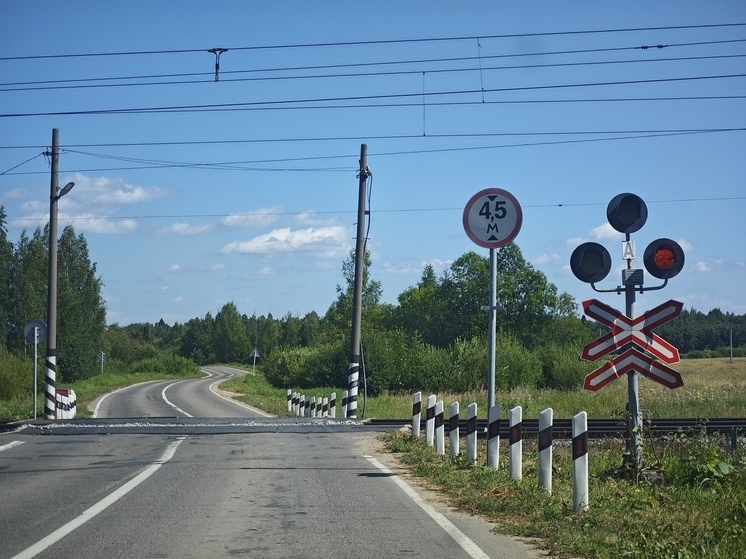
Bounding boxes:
[466,403,478,463]
[509,405,523,481]
[448,402,460,457]
[487,404,500,469]
[411,391,422,438]
[538,408,553,494]
[435,400,445,455]
[425,394,436,446]
[572,411,589,512]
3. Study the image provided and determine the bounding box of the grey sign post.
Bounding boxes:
[24,320,48,420]
[462,188,523,410]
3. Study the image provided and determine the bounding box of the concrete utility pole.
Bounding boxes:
[45,128,74,419]
[347,144,370,418]
[45,129,60,419]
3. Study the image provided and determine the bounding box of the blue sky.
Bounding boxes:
[1,1,744,326]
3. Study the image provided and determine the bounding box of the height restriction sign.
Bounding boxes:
[463,188,523,249]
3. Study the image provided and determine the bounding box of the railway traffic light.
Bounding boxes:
[644,238,685,279]
[570,242,612,284]
[607,193,647,234]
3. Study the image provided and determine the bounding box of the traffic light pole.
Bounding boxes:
[624,275,643,467]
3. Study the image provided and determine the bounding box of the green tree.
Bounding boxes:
[181,313,215,364]
[7,228,48,353]
[0,207,13,346]
[213,302,249,363]
[56,225,106,380]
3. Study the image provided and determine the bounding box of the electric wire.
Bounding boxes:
[2,72,745,118]
[1,22,744,61]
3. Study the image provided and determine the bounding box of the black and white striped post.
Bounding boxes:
[572,411,589,512]
[435,400,445,455]
[487,404,500,468]
[425,394,436,446]
[330,392,336,418]
[310,396,317,418]
[411,391,422,438]
[466,403,478,463]
[509,405,523,481]
[538,407,553,494]
[304,395,311,417]
[322,397,329,417]
[448,402,459,457]
[341,390,348,419]
[286,389,292,413]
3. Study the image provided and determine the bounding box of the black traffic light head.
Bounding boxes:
[607,193,648,234]
[644,238,685,279]
[570,242,612,283]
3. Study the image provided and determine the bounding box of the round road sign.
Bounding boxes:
[463,188,523,249]
[24,319,47,344]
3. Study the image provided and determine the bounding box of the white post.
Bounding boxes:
[322,397,329,417]
[538,408,553,494]
[448,402,460,457]
[509,406,523,481]
[466,403,478,463]
[572,411,589,512]
[286,389,292,413]
[487,404,500,469]
[310,396,317,418]
[425,394,436,446]
[330,392,336,418]
[411,391,422,439]
[435,400,445,455]
[341,390,348,419]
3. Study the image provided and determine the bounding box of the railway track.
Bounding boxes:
[367,417,746,440]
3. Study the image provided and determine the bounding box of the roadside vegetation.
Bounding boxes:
[222,362,746,559]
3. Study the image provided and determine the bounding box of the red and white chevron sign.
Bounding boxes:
[581,299,682,364]
[584,348,684,391]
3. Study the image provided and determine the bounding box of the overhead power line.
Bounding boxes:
[1,22,744,61]
[2,40,744,93]
[2,73,744,119]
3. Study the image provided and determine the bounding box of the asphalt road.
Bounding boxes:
[0,366,541,559]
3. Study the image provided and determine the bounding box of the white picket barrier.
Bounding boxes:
[435,400,445,455]
[411,391,422,439]
[572,411,589,512]
[538,408,553,494]
[424,395,436,446]
[487,404,500,469]
[509,405,523,481]
[448,402,459,457]
[55,389,76,419]
[466,403,478,463]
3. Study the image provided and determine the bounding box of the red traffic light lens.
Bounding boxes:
[653,246,676,270]
[644,238,685,279]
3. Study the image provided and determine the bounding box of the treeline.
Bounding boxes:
[2,206,744,399]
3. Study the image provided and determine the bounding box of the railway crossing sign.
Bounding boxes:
[581,298,684,391]
[584,348,684,391]
[581,299,683,364]
[463,188,522,249]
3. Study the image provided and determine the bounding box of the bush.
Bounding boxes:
[495,332,542,389]
[263,343,347,389]
[0,347,33,400]
[535,343,594,389]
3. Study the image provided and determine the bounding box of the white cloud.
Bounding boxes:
[692,261,711,273]
[171,296,185,304]
[259,266,273,276]
[677,238,694,253]
[590,223,622,243]
[212,263,226,271]
[220,226,350,257]
[69,173,171,205]
[533,253,560,266]
[169,264,181,273]
[221,206,282,228]
[162,222,213,235]
[382,262,419,275]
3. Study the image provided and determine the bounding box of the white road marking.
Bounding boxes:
[363,454,491,559]
[161,381,193,417]
[0,440,25,452]
[91,380,161,418]
[11,437,185,559]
